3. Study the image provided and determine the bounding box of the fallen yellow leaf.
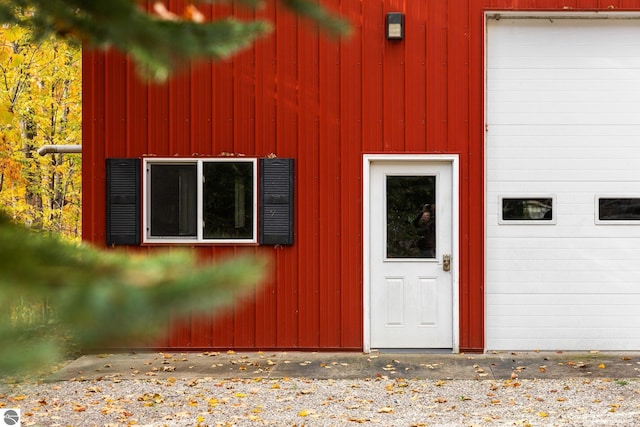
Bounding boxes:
[378,406,394,413]
[598,363,606,369]
[537,411,549,417]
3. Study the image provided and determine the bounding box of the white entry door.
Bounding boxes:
[369,161,453,349]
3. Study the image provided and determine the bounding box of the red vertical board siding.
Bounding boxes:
[383,0,406,151]
[105,53,127,157]
[254,6,280,349]
[126,64,149,156]
[404,1,428,152]
[174,72,192,154]
[427,0,448,152]
[82,49,104,243]
[230,4,259,349]
[274,5,300,348]
[83,0,640,351]
[362,2,385,152]
[340,0,363,347]
[460,2,484,352]
[297,25,322,348]
[318,5,342,348]
[451,1,476,352]
[147,83,170,155]
[191,63,214,153]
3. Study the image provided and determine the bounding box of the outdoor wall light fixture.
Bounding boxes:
[386,12,404,40]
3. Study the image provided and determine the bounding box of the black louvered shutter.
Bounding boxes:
[106,158,140,246]
[260,158,294,245]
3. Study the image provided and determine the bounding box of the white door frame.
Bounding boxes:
[363,154,460,353]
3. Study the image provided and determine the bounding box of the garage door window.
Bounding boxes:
[499,196,555,224]
[597,197,640,223]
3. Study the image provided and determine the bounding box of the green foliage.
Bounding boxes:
[0,211,266,373]
[0,0,350,81]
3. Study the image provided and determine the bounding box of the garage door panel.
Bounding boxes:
[489,269,640,284]
[487,226,640,239]
[489,124,640,137]
[489,55,640,69]
[488,248,640,261]
[488,325,640,340]
[488,169,640,182]
[489,281,640,294]
[487,237,640,250]
[490,303,640,317]
[488,78,640,92]
[487,67,640,82]
[489,290,640,303]
[487,315,640,330]
[490,90,640,104]
[486,17,640,351]
[488,260,640,275]
[487,338,640,351]
[490,158,640,172]
[490,101,640,115]
[489,112,640,126]
[489,145,640,160]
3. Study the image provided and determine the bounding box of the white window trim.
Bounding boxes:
[142,157,258,244]
[595,194,640,225]
[497,195,556,225]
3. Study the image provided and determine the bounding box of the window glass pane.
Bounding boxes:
[502,198,553,221]
[599,198,640,221]
[150,164,197,236]
[386,175,436,259]
[203,162,254,239]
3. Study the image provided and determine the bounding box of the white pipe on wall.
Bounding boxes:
[37,145,82,156]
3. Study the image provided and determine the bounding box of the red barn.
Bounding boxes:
[83,1,640,353]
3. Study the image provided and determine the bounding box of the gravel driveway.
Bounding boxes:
[3,376,640,426]
[2,351,640,426]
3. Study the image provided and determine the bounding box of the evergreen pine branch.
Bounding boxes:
[0,0,350,80]
[0,212,266,374]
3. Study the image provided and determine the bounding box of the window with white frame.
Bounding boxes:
[498,196,556,224]
[144,158,257,243]
[596,196,640,224]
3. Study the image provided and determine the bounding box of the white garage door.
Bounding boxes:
[486,16,640,350]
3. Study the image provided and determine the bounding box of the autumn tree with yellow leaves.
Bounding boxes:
[0,24,81,239]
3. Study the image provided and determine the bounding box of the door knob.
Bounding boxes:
[443,254,451,272]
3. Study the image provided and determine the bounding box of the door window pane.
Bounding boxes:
[386,175,436,259]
